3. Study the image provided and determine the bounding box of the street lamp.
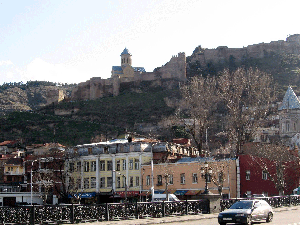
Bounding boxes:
[201,161,212,195]
[116,172,128,203]
[30,160,38,205]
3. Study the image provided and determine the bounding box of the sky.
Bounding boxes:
[0,0,299,85]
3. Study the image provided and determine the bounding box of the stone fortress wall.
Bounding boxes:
[191,34,300,66]
[70,34,300,101]
[71,52,186,100]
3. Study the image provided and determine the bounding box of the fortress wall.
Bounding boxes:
[155,52,186,80]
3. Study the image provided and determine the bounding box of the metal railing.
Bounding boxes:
[220,195,300,211]
[0,199,209,224]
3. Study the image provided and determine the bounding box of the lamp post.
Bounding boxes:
[123,175,127,203]
[201,161,212,195]
[117,172,128,203]
[30,160,38,205]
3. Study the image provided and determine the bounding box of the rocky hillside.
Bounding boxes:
[0,81,75,114]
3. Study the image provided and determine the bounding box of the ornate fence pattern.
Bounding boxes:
[0,199,209,224]
[220,195,300,211]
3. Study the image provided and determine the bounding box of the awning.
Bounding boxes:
[116,191,139,198]
[174,190,188,195]
[68,192,96,198]
[163,189,176,194]
[185,190,201,195]
[140,191,151,196]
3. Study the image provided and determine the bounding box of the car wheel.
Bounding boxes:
[245,215,252,225]
[266,212,273,222]
[219,223,226,225]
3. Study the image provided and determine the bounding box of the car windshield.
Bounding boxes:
[230,201,253,209]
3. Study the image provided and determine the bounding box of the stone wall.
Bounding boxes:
[71,52,186,100]
[191,34,300,65]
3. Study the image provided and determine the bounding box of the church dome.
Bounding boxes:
[120,48,131,56]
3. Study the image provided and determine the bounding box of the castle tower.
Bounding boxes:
[121,48,132,67]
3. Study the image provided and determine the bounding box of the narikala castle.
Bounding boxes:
[69,34,300,101]
[70,48,186,100]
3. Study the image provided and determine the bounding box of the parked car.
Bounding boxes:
[152,194,179,202]
[218,200,273,225]
[252,194,266,198]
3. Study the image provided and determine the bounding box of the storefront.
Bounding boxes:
[68,192,96,204]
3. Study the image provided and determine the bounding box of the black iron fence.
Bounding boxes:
[220,195,300,211]
[0,199,209,224]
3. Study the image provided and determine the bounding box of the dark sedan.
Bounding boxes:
[218,200,273,225]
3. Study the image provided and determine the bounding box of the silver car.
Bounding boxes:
[218,200,273,225]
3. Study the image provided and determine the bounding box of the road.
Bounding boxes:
[161,207,300,225]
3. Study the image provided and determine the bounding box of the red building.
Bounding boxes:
[238,154,300,197]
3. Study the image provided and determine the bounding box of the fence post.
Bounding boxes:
[162,201,165,217]
[29,205,35,225]
[185,200,188,215]
[105,203,109,221]
[69,204,74,224]
[135,202,138,219]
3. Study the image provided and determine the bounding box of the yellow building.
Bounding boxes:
[66,139,152,203]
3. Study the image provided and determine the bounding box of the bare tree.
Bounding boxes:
[217,68,275,154]
[176,76,218,154]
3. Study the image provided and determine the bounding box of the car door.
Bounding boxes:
[251,201,262,220]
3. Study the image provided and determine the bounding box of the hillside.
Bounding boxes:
[0,81,75,114]
[1,46,300,146]
[0,88,178,146]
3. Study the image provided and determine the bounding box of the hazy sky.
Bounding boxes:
[0,0,299,84]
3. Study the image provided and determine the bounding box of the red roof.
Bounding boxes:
[0,140,17,146]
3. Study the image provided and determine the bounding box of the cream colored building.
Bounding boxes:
[65,139,153,203]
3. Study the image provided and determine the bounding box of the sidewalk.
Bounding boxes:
[76,205,300,225]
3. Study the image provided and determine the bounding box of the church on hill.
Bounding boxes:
[278,86,300,147]
[111,48,146,79]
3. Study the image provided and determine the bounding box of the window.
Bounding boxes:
[246,170,250,180]
[146,175,150,186]
[117,177,121,188]
[169,175,173,185]
[157,175,163,186]
[91,177,96,188]
[129,159,133,170]
[122,159,126,170]
[84,162,89,172]
[100,177,105,188]
[107,177,112,187]
[122,176,126,188]
[180,173,185,184]
[192,173,198,183]
[77,178,81,189]
[107,160,112,171]
[129,176,134,187]
[69,163,74,172]
[91,161,96,172]
[116,160,120,171]
[100,160,105,171]
[135,159,139,170]
[262,171,268,180]
[136,176,139,187]
[76,162,81,172]
[84,178,89,189]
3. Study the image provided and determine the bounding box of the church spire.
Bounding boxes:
[120,48,132,67]
[278,86,300,110]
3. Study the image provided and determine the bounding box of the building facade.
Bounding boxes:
[141,157,237,200]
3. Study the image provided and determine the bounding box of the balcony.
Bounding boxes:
[4,171,23,176]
